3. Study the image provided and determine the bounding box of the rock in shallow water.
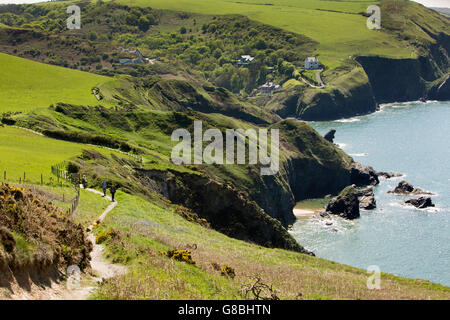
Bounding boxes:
[325,185,360,219]
[355,186,376,210]
[350,162,379,186]
[377,171,403,179]
[324,129,336,143]
[388,180,433,195]
[404,197,435,209]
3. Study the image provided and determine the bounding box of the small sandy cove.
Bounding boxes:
[293,208,317,219]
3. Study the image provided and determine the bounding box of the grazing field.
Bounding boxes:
[0,52,111,113]
[0,126,122,184]
[112,0,413,65]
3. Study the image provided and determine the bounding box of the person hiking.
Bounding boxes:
[110,185,117,202]
[102,181,108,197]
[81,175,87,189]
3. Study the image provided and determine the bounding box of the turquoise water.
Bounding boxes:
[291,101,450,286]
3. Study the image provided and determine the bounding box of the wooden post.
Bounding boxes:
[23,172,26,183]
[3,170,5,181]
[19,177,21,184]
[41,174,43,185]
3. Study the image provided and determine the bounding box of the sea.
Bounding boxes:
[291,100,450,286]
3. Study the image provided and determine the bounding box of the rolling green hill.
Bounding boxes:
[0,0,449,300]
[109,0,436,64]
[0,52,110,112]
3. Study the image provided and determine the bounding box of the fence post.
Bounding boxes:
[3,170,5,181]
[41,174,43,185]
[23,172,26,183]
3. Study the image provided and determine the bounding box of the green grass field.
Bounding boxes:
[110,0,413,65]
[0,126,125,184]
[0,52,111,113]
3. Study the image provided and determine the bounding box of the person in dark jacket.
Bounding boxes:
[102,181,108,197]
[81,175,87,189]
[110,185,117,202]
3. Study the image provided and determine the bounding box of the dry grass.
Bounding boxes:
[90,192,450,300]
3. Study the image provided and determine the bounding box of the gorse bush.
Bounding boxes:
[96,229,116,244]
[160,249,195,264]
[220,265,236,279]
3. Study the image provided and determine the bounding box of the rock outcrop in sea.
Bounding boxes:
[322,185,360,220]
[404,197,435,209]
[355,186,376,210]
[324,129,336,143]
[350,162,379,186]
[388,180,433,195]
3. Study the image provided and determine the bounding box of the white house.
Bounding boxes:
[237,55,255,67]
[118,47,146,64]
[305,57,319,70]
[259,82,281,95]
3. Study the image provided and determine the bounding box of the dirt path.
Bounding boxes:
[84,188,126,281]
[7,188,126,300]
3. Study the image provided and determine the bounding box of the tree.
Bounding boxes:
[138,16,150,32]
[254,39,267,50]
[230,73,241,93]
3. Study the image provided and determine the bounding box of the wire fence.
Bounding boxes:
[1,169,58,186]
[51,162,80,217]
[1,166,79,216]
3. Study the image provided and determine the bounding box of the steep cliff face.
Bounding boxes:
[297,84,377,121]
[250,154,353,226]
[355,54,448,103]
[427,75,450,100]
[276,47,448,121]
[199,120,364,227]
[268,68,378,121]
[138,169,312,254]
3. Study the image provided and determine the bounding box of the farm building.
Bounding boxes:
[305,57,319,70]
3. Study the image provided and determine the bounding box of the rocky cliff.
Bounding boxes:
[138,169,312,254]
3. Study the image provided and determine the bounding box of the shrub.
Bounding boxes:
[160,249,195,264]
[95,229,116,244]
[220,265,236,279]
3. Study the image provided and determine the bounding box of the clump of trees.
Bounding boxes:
[0,2,315,93]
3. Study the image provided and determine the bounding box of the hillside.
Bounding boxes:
[1,1,448,120]
[0,52,110,113]
[0,0,450,300]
